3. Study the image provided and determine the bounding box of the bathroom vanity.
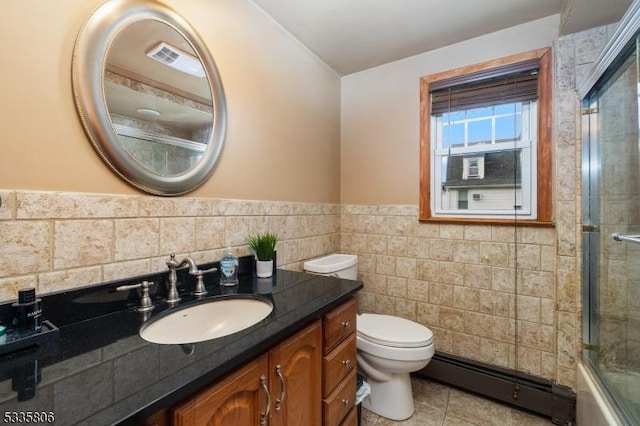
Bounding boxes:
[167,297,357,426]
[0,266,361,425]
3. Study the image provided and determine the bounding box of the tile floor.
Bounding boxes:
[360,377,555,426]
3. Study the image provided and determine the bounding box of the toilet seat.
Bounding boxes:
[357,313,433,348]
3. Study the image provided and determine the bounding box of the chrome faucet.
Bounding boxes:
[191,267,217,297]
[166,254,217,303]
[116,280,155,312]
[166,254,199,304]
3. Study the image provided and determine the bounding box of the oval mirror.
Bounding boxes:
[72,0,227,195]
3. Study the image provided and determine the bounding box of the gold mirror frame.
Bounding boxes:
[72,0,227,195]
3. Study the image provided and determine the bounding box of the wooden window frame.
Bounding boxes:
[419,47,553,226]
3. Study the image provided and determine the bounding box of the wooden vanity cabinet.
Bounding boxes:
[322,297,358,426]
[173,320,322,426]
[169,296,359,426]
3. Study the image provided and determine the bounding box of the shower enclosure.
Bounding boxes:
[581,2,640,423]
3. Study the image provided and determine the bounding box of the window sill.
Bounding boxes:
[419,216,555,227]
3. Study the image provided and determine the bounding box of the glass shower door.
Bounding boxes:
[582,35,640,424]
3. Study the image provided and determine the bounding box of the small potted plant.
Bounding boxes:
[247,232,278,278]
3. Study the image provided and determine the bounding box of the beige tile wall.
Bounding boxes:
[0,190,340,302]
[0,188,578,388]
[341,206,559,380]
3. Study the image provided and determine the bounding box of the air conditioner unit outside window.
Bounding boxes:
[472,193,482,201]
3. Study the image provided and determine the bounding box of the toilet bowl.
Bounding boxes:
[303,254,435,421]
[357,313,434,421]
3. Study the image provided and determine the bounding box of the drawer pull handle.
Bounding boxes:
[342,398,350,406]
[275,364,286,411]
[342,359,352,369]
[259,375,270,425]
[341,320,351,329]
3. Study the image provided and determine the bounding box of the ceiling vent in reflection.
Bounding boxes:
[146,42,206,78]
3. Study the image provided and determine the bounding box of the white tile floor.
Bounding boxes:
[360,377,555,426]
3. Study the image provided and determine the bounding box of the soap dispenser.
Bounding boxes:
[220,247,239,286]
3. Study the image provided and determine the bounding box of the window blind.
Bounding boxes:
[430,59,540,115]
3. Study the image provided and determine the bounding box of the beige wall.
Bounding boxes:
[0,0,341,203]
[340,15,560,205]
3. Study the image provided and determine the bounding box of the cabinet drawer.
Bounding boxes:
[323,333,356,396]
[323,370,356,426]
[323,297,357,355]
[340,407,357,426]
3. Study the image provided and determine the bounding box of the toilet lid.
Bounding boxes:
[357,313,433,348]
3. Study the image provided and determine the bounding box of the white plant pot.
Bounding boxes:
[256,260,273,278]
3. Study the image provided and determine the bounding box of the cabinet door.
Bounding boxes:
[173,354,270,426]
[269,320,322,426]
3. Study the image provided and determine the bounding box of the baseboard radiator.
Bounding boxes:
[415,352,576,425]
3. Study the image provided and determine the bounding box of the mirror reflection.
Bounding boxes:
[105,20,213,176]
[72,0,227,195]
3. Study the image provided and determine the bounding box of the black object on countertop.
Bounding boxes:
[11,287,42,334]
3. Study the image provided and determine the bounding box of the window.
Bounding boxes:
[458,190,468,210]
[463,157,483,179]
[419,48,553,225]
[466,159,479,179]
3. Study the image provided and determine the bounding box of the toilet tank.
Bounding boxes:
[303,254,358,280]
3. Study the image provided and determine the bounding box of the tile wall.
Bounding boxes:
[341,206,559,380]
[0,190,340,302]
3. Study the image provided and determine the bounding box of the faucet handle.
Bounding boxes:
[192,267,217,297]
[116,280,155,312]
[190,267,217,276]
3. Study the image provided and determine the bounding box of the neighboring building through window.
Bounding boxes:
[443,150,522,211]
[419,48,553,225]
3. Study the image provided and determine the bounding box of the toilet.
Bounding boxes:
[357,313,434,420]
[303,254,435,421]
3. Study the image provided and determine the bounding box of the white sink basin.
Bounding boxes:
[139,296,274,344]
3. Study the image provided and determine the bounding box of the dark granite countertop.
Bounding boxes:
[0,261,362,425]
